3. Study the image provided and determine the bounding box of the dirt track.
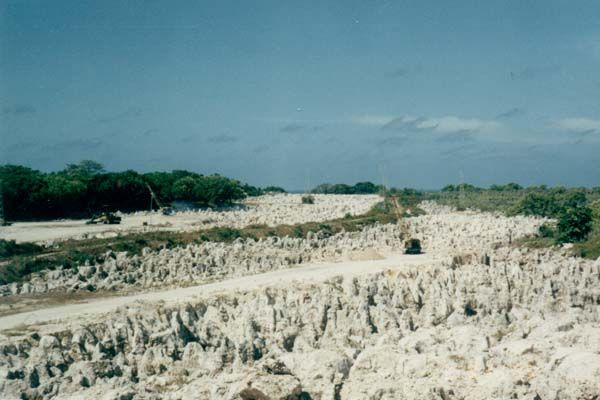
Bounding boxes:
[0,252,437,332]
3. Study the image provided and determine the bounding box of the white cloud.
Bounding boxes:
[555,117,600,133]
[261,113,502,135]
[352,114,500,134]
[350,114,395,126]
[422,116,500,133]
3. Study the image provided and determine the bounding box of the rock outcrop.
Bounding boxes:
[0,224,405,297]
[4,201,592,400]
[1,203,543,297]
[2,246,598,399]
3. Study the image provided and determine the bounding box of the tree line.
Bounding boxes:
[310,182,383,194]
[0,161,284,221]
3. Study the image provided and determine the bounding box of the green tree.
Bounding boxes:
[353,182,379,194]
[513,192,561,217]
[556,205,593,243]
[63,160,105,179]
[172,176,198,200]
[2,162,253,219]
[263,186,286,193]
[311,183,334,194]
[193,176,245,207]
[91,171,147,211]
[563,191,587,209]
[0,165,46,220]
[241,183,263,196]
[144,172,178,201]
[504,182,523,191]
[42,174,87,216]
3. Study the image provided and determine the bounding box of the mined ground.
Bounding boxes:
[0,198,598,400]
[0,194,379,244]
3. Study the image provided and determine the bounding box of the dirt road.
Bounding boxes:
[0,253,438,332]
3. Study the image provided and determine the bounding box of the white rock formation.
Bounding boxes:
[3,201,594,400]
[1,247,598,399]
[0,202,545,297]
[0,224,405,296]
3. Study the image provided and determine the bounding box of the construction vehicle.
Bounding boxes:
[146,183,174,215]
[404,238,422,255]
[86,211,121,225]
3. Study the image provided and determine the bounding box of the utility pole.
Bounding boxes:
[378,161,388,196]
[304,167,311,194]
[458,170,465,210]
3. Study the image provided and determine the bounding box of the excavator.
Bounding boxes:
[86,210,121,225]
[86,184,172,225]
[146,183,174,215]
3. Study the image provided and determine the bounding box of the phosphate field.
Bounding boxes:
[0,194,599,400]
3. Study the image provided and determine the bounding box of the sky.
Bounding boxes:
[1,0,600,190]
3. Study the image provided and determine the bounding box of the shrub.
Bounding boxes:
[301,195,315,204]
[318,224,333,237]
[441,183,481,193]
[490,182,523,191]
[293,226,304,238]
[538,224,555,238]
[512,192,561,217]
[0,239,43,259]
[263,186,286,193]
[215,228,242,241]
[556,205,593,243]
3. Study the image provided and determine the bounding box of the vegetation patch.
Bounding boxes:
[0,239,43,259]
[0,161,283,221]
[311,181,382,195]
[411,183,599,259]
[301,195,315,204]
[432,186,600,259]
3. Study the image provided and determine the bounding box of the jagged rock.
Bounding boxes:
[228,372,302,400]
[1,202,598,399]
[1,224,407,296]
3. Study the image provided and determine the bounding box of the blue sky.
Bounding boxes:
[1,0,599,189]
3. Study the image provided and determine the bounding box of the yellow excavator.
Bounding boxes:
[86,211,121,225]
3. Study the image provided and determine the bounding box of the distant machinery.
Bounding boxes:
[404,238,422,255]
[86,212,121,225]
[146,183,174,215]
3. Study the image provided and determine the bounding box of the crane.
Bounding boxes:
[146,183,174,215]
